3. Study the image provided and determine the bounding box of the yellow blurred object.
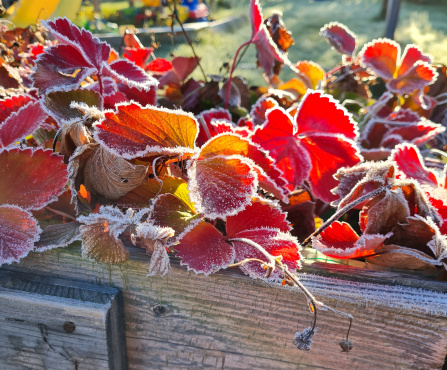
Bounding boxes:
[165,5,189,26]
[52,0,83,20]
[142,0,162,6]
[7,0,82,28]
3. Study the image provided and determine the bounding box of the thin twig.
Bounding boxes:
[170,1,208,83]
[302,185,392,246]
[45,207,76,221]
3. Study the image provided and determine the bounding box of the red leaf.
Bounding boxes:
[116,83,157,107]
[33,44,96,93]
[250,0,263,37]
[360,39,399,80]
[199,133,289,201]
[122,47,153,68]
[252,107,311,190]
[381,120,444,148]
[387,61,438,95]
[312,221,387,259]
[249,96,278,126]
[0,204,40,265]
[95,103,198,159]
[104,59,158,90]
[187,155,257,219]
[0,100,47,148]
[158,57,199,87]
[226,198,290,236]
[390,144,438,186]
[300,134,363,203]
[397,44,431,77]
[320,22,356,56]
[42,18,110,72]
[145,58,173,73]
[196,108,232,147]
[296,90,358,139]
[0,94,33,122]
[174,221,235,275]
[0,148,68,210]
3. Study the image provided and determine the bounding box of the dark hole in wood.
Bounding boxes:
[153,305,168,316]
[63,321,76,333]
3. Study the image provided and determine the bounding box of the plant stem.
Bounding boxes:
[225,40,252,109]
[302,185,392,246]
[171,1,208,83]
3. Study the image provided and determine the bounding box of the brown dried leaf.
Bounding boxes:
[363,188,410,235]
[60,120,93,158]
[78,206,134,264]
[84,146,147,201]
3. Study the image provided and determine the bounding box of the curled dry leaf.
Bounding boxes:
[133,222,175,276]
[84,146,147,200]
[77,206,137,264]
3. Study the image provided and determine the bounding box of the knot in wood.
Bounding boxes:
[63,321,76,333]
[153,305,168,316]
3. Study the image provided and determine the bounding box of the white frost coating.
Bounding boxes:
[93,100,198,160]
[295,89,360,140]
[292,273,447,316]
[77,205,130,238]
[187,154,259,220]
[102,60,159,90]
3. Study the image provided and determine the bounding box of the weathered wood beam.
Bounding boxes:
[1,245,447,369]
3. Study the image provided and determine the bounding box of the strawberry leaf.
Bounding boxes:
[187,154,258,219]
[94,103,198,159]
[0,148,68,210]
[174,221,235,275]
[0,205,41,265]
[320,22,356,56]
[0,100,47,148]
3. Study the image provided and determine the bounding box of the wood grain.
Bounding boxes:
[0,270,126,370]
[1,244,447,369]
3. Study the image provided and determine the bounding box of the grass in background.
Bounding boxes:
[152,0,447,85]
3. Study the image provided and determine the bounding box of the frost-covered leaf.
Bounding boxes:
[42,89,102,123]
[187,154,257,219]
[199,133,289,201]
[196,108,232,147]
[249,96,278,126]
[116,83,157,107]
[359,40,437,94]
[133,221,174,276]
[94,103,198,159]
[0,148,68,210]
[391,143,439,186]
[252,91,362,201]
[294,327,317,351]
[312,221,390,259]
[0,99,47,148]
[0,205,41,265]
[295,61,325,90]
[0,94,32,122]
[33,44,96,93]
[83,145,147,200]
[265,12,294,52]
[320,22,356,56]
[78,206,133,263]
[175,220,235,275]
[42,18,111,72]
[34,222,81,252]
[296,90,358,139]
[103,59,158,90]
[150,193,200,245]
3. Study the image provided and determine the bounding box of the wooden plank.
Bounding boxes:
[0,270,126,370]
[1,245,447,369]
